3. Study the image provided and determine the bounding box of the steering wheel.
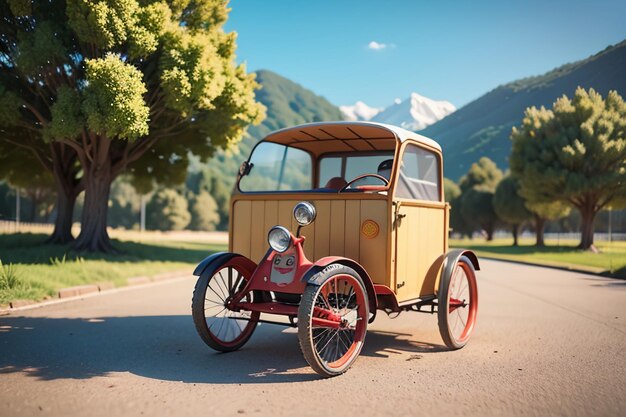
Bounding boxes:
[338,174,389,193]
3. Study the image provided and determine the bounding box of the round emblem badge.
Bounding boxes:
[361,219,379,239]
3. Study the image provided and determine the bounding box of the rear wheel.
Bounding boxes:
[192,256,259,352]
[297,265,369,377]
[437,256,478,349]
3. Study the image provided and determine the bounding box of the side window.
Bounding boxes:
[395,145,441,201]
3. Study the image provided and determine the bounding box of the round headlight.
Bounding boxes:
[268,226,291,253]
[293,201,316,226]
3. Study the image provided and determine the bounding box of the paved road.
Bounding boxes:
[1,259,625,417]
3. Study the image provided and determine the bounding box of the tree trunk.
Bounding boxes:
[578,205,598,252]
[46,143,83,245]
[485,223,495,241]
[72,152,115,252]
[512,224,519,246]
[47,188,77,245]
[534,215,545,247]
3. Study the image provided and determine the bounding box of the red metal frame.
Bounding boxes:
[228,232,348,327]
[224,230,440,325]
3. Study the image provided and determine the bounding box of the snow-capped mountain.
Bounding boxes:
[339,101,383,121]
[341,93,455,131]
[371,93,456,131]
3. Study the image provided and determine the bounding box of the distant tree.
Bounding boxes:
[444,177,461,202]
[108,179,141,229]
[0,145,57,222]
[458,157,503,240]
[459,157,503,192]
[146,189,190,231]
[189,191,220,231]
[449,195,474,238]
[493,176,532,246]
[0,1,264,252]
[460,187,499,241]
[525,201,571,246]
[510,88,626,251]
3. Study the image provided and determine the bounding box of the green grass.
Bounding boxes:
[450,237,626,278]
[0,233,227,306]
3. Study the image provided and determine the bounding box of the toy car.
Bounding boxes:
[192,121,479,377]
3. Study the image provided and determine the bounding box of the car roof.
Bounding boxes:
[260,121,442,157]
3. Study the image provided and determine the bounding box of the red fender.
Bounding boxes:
[301,256,378,322]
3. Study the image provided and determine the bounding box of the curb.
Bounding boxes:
[0,270,193,315]
[479,256,625,280]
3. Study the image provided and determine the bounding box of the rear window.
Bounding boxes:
[395,145,440,201]
[239,142,312,192]
[318,153,394,187]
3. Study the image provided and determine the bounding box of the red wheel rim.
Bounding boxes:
[310,274,367,369]
[203,259,259,348]
[447,261,478,344]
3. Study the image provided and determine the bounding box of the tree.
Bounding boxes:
[460,187,499,241]
[189,191,220,231]
[493,176,532,246]
[525,201,571,246]
[510,88,626,251]
[0,136,81,242]
[0,1,265,251]
[108,178,141,229]
[458,157,503,240]
[146,189,190,231]
[443,177,461,202]
[458,157,503,192]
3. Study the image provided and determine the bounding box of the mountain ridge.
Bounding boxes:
[421,40,626,180]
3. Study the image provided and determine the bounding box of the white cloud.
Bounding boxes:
[367,41,395,51]
[368,41,385,50]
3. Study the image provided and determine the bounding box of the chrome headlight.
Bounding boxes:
[293,201,316,226]
[268,226,291,253]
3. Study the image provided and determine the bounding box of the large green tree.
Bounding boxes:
[493,176,532,246]
[0,0,264,251]
[510,88,626,251]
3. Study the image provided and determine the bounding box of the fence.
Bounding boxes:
[0,220,56,234]
[491,230,626,242]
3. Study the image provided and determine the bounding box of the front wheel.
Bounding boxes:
[192,256,259,352]
[437,255,478,349]
[297,265,369,377]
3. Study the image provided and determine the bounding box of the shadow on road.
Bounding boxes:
[0,315,445,384]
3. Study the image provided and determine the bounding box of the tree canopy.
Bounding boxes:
[510,87,626,250]
[0,0,265,251]
[493,176,532,245]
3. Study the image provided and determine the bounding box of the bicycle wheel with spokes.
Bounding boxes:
[298,265,368,377]
[437,256,478,349]
[192,256,259,352]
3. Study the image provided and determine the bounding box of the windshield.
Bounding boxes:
[239,142,313,192]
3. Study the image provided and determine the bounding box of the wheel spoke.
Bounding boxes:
[207,282,225,302]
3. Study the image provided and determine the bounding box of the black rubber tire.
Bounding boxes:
[437,255,478,349]
[297,265,369,378]
[192,257,258,352]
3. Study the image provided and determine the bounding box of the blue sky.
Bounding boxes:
[224,0,626,109]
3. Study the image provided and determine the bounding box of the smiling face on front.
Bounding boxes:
[270,249,297,285]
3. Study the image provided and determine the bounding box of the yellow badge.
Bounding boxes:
[361,219,379,239]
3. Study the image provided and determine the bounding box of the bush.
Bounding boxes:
[189,191,220,231]
[146,189,191,231]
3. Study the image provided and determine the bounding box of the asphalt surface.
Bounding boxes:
[1,259,625,417]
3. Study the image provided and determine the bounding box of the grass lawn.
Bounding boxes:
[0,232,227,306]
[450,237,626,278]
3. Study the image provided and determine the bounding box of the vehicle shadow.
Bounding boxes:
[0,315,445,384]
